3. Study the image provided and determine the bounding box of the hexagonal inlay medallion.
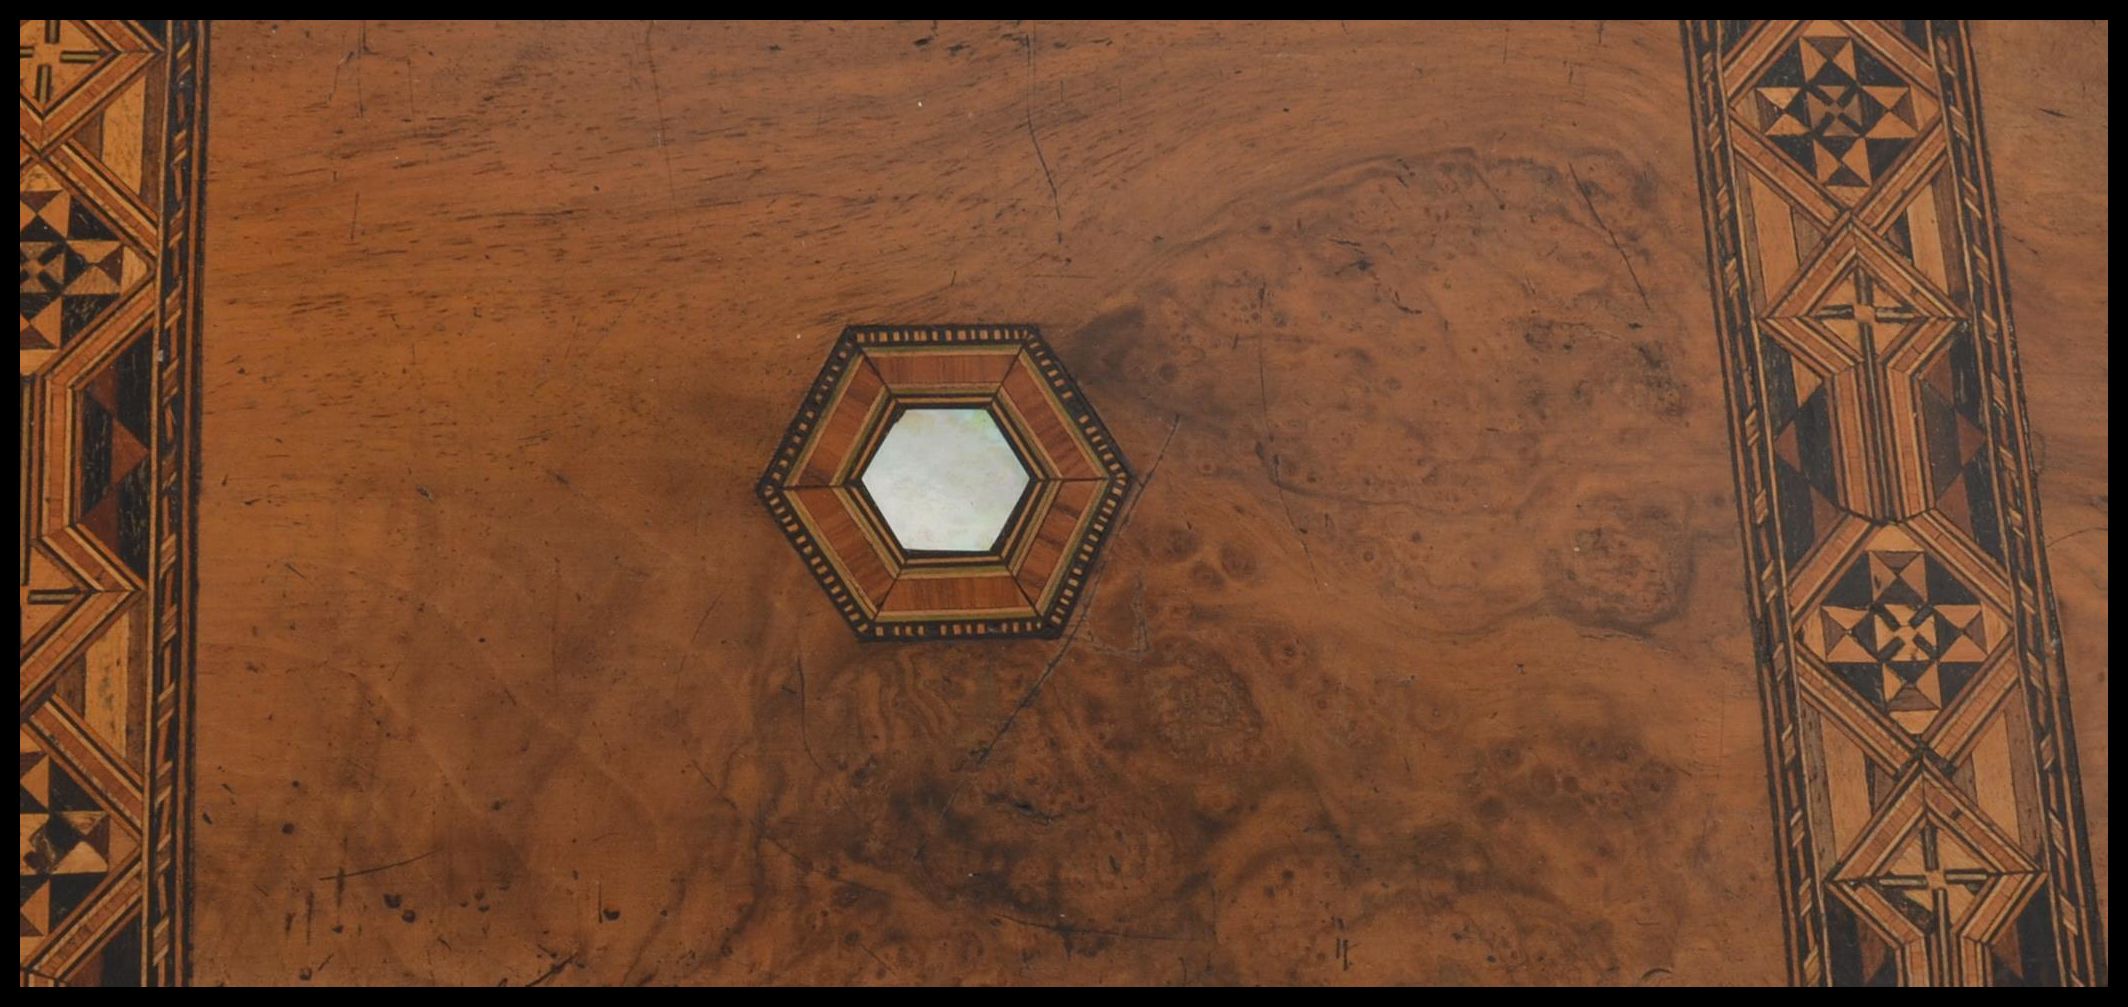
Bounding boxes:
[758,324,1132,641]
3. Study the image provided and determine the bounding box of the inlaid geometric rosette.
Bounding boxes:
[1687,20,2103,987]
[1830,767,2041,988]
[1732,21,1936,206]
[758,325,1132,641]
[18,19,158,148]
[1793,524,2010,755]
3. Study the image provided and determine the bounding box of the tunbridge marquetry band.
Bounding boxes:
[1683,19,2104,987]
[20,19,208,988]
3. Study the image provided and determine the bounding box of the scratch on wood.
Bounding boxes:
[522,951,578,987]
[1023,22,1064,243]
[1569,163,1651,310]
[643,20,678,203]
[314,847,439,882]
[1255,336,1324,587]
[968,414,1180,770]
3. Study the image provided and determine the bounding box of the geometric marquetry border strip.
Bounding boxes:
[1683,19,2104,986]
[758,324,1132,642]
[18,19,208,988]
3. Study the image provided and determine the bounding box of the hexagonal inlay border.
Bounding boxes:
[758,324,1132,641]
